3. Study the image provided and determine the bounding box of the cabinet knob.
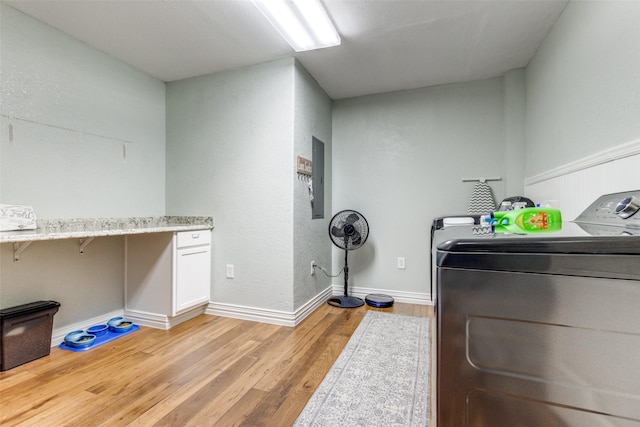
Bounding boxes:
[191,233,200,238]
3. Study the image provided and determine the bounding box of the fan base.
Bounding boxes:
[327,295,364,308]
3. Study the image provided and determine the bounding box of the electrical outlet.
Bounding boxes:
[310,260,316,276]
[226,264,234,279]
[397,257,406,269]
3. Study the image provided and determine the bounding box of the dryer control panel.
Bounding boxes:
[576,190,640,229]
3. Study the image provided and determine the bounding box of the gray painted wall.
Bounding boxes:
[331,77,509,298]
[502,68,526,197]
[0,5,166,219]
[2,0,637,326]
[166,58,332,313]
[0,5,165,328]
[166,58,294,312]
[292,61,333,310]
[525,1,640,177]
[1,4,333,321]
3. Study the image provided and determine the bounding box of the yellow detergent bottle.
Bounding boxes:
[490,207,562,233]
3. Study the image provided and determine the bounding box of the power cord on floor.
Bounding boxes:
[312,263,344,278]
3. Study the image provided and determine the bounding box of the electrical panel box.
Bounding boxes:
[312,136,325,219]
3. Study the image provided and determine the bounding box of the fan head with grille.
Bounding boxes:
[329,210,369,251]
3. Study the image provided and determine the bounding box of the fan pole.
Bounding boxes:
[326,247,364,308]
[343,249,349,296]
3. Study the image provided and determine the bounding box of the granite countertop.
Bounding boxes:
[0,216,214,243]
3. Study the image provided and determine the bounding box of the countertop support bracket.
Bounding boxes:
[13,241,33,262]
[79,237,95,254]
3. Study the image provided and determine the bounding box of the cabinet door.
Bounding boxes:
[174,245,211,315]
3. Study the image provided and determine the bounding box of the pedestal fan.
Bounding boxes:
[327,210,369,308]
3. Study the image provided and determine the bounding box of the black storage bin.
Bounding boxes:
[0,301,60,371]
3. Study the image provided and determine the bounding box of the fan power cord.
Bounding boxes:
[312,263,344,278]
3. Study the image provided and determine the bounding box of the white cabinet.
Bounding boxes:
[174,231,211,314]
[125,230,211,329]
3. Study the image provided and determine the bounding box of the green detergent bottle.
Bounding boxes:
[490,207,562,234]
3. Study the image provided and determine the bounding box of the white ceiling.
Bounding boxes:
[4,0,568,100]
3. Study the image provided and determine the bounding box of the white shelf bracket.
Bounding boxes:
[13,241,33,262]
[79,237,96,254]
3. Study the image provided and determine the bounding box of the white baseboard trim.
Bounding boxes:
[295,287,333,324]
[51,309,124,347]
[49,285,428,346]
[331,284,433,306]
[205,286,332,327]
[124,305,206,330]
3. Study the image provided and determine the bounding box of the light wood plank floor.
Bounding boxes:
[0,302,434,426]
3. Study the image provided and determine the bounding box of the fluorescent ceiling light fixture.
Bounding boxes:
[252,0,341,52]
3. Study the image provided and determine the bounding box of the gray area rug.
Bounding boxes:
[294,311,430,426]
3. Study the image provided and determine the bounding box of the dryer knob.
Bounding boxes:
[615,195,640,219]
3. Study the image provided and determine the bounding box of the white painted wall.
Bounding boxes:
[524,0,640,212]
[526,150,640,220]
[331,78,509,301]
[0,5,165,328]
[292,62,333,310]
[166,58,296,312]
